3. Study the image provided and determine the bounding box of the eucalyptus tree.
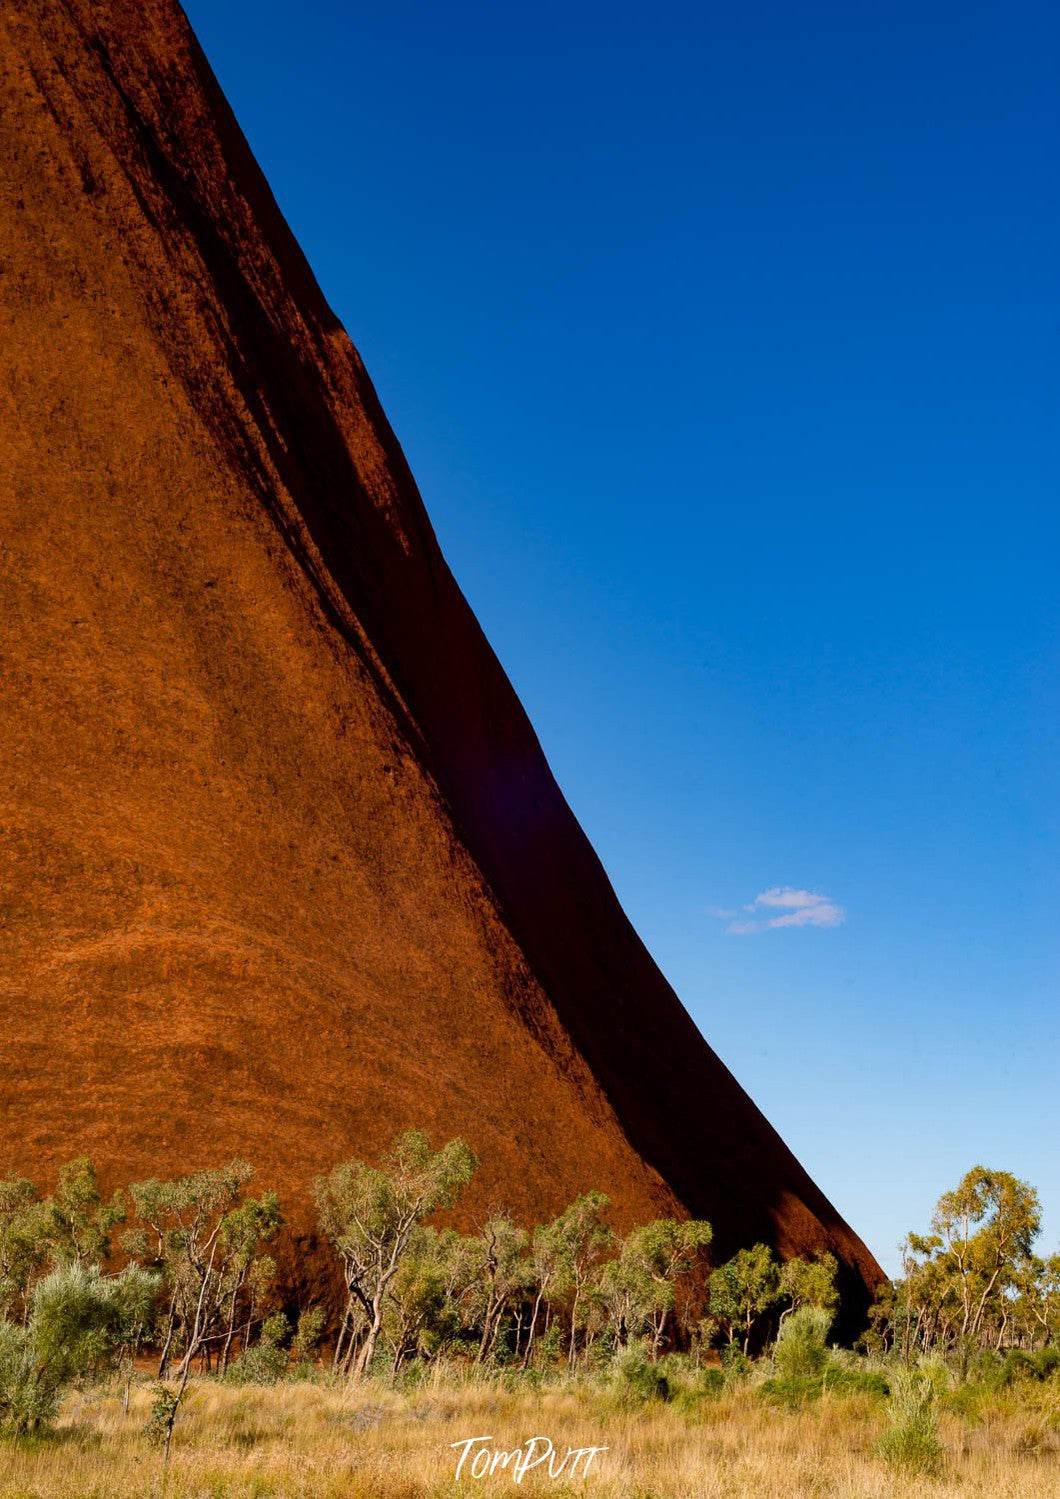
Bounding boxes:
[708,1243,782,1353]
[383,1226,472,1369]
[868,1167,1049,1361]
[0,1178,48,1322]
[533,1192,613,1372]
[0,1158,130,1325]
[315,1130,476,1380]
[40,1158,125,1267]
[520,1195,612,1370]
[930,1166,1041,1359]
[1025,1252,1060,1347]
[468,1215,531,1363]
[778,1251,839,1331]
[128,1161,281,1466]
[599,1218,712,1355]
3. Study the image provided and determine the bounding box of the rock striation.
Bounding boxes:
[0,1,883,1320]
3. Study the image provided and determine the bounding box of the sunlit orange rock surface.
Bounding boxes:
[0,1,883,1320]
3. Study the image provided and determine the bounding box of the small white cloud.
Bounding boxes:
[766,901,845,929]
[753,887,825,910]
[713,886,845,934]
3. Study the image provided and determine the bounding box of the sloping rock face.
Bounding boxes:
[0,1,882,1318]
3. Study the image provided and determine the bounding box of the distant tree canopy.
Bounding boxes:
[709,1242,783,1353]
[1,1142,1054,1446]
[864,1166,1055,1362]
[314,1130,476,1381]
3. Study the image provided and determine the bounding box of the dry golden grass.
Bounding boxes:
[0,1372,1057,1498]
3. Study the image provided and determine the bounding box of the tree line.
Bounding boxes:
[863,1165,1059,1370]
[0,1132,836,1432]
[0,1135,1055,1451]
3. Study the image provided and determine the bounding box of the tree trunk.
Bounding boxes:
[487,1310,506,1360]
[477,1295,499,1363]
[995,1311,1008,1352]
[351,1303,383,1382]
[157,1292,177,1379]
[568,1290,580,1373]
[521,1290,544,1370]
[219,1278,242,1376]
[514,1306,524,1360]
[161,1362,193,1485]
[332,1295,355,1374]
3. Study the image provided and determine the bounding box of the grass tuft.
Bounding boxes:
[875,1365,945,1474]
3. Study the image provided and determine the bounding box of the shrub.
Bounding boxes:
[1001,1347,1060,1384]
[224,1314,290,1386]
[538,1322,564,1366]
[144,1382,180,1448]
[967,1348,1004,1386]
[657,1353,725,1412]
[875,1366,944,1474]
[719,1344,752,1382]
[609,1341,670,1406]
[774,1308,831,1379]
[823,1364,889,1398]
[685,1366,725,1401]
[0,1262,158,1434]
[941,1380,988,1422]
[760,1373,823,1409]
[290,1306,326,1370]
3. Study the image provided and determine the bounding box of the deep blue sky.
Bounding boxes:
[183,0,1058,1273]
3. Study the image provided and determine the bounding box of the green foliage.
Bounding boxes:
[932,1167,1041,1268]
[315,1132,476,1265]
[774,1306,832,1379]
[0,1262,156,1434]
[964,1345,1060,1391]
[760,1372,823,1408]
[940,1380,989,1421]
[225,1314,290,1385]
[779,1252,839,1315]
[463,1215,532,1363]
[761,1339,890,1409]
[656,1353,725,1411]
[875,1366,944,1473]
[291,1306,326,1367]
[530,1192,612,1372]
[609,1339,670,1405]
[598,1218,711,1354]
[315,1131,476,1380]
[1001,1346,1060,1383]
[541,1194,613,1304]
[709,1244,781,1353]
[0,1318,54,1433]
[41,1158,126,1267]
[538,1321,565,1364]
[144,1382,180,1448]
[818,1347,890,1398]
[391,1354,431,1391]
[871,1165,1054,1362]
[719,1344,753,1380]
[128,1161,280,1381]
[0,1178,49,1320]
[383,1225,472,1364]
